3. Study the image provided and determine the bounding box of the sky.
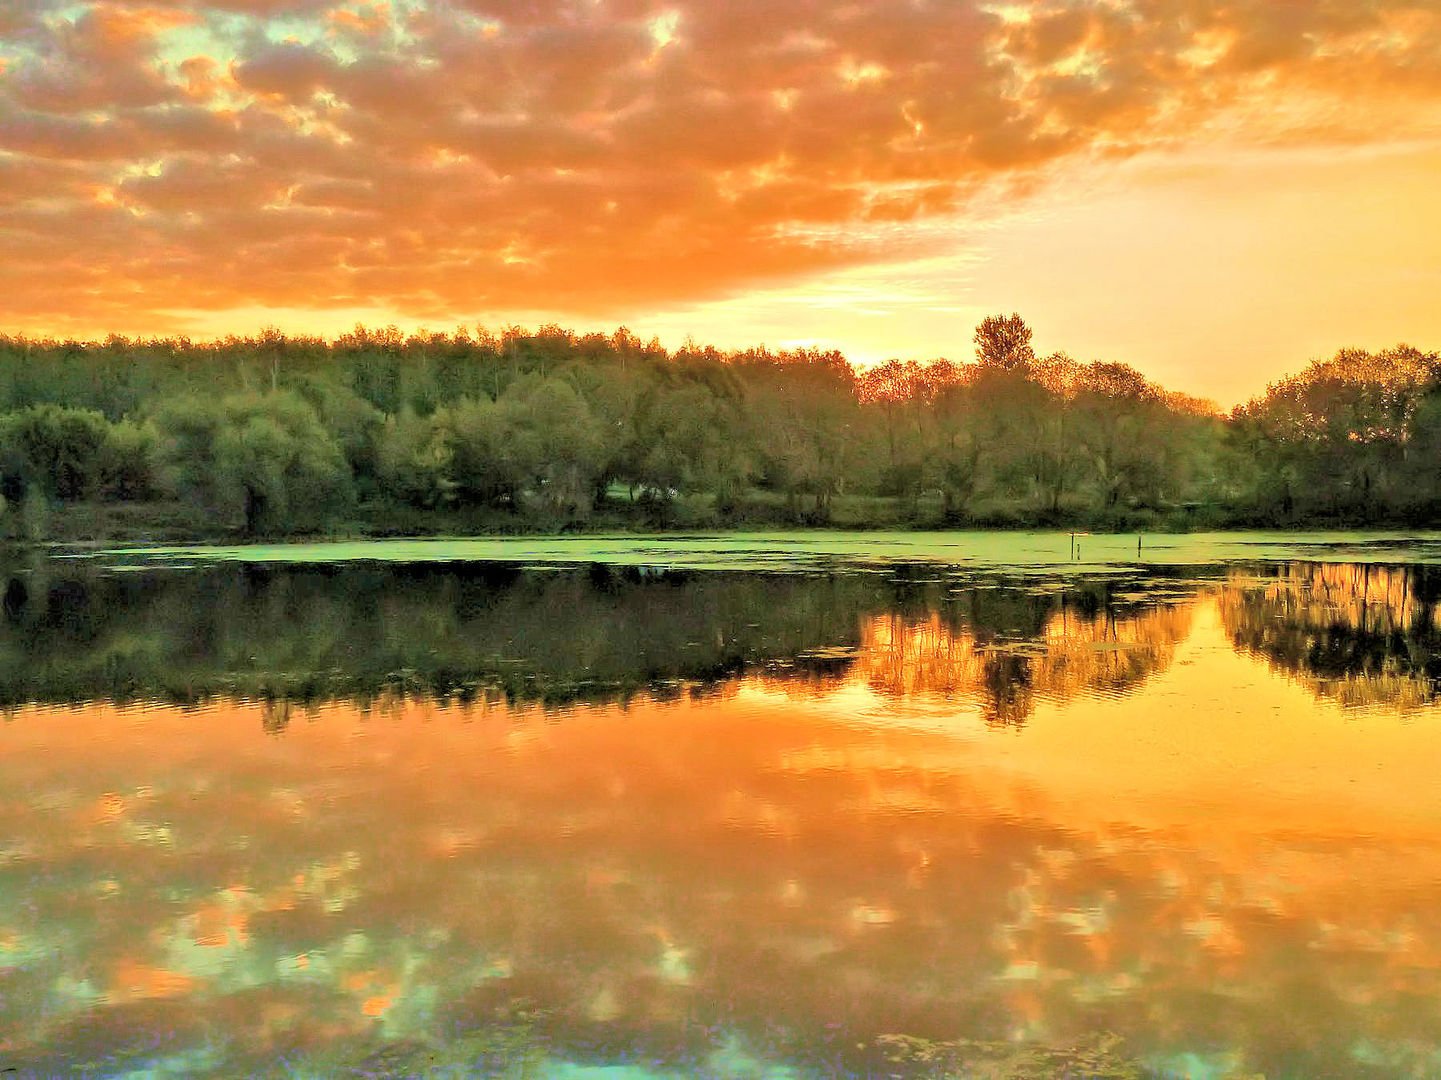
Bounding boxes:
[1,1,1440,405]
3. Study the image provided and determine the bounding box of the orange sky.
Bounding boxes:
[3,1,1441,404]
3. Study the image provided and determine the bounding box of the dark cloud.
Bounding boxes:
[231,41,339,99]
[1,0,1439,329]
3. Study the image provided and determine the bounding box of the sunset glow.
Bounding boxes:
[5,1,1441,403]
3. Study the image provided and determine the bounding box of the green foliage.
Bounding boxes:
[293,375,386,488]
[1231,345,1441,521]
[155,392,353,533]
[440,395,529,507]
[376,407,454,509]
[0,404,115,501]
[0,321,1436,538]
[98,418,161,500]
[504,375,605,515]
[742,347,861,522]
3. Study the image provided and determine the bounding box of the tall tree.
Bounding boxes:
[974,313,1037,374]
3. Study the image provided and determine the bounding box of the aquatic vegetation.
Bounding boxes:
[875,1032,1147,1079]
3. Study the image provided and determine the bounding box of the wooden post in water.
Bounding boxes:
[1137,534,1142,559]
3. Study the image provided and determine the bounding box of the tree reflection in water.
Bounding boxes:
[0,560,1199,724]
[1221,562,1441,710]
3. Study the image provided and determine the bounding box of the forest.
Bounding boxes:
[0,314,1438,541]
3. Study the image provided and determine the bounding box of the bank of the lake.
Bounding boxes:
[9,491,1438,549]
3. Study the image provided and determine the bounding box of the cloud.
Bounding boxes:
[1,0,1439,331]
[232,41,339,99]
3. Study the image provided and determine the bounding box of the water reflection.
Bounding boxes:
[16,556,1441,715]
[3,559,1441,1076]
[0,560,1200,725]
[6,658,1441,1076]
[1221,562,1441,710]
[856,601,1192,724]
[9,558,1441,721]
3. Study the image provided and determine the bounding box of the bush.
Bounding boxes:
[0,404,115,501]
[154,392,355,534]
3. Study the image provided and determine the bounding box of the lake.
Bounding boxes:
[3,532,1441,1078]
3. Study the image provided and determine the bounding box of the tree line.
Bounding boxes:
[0,316,1436,539]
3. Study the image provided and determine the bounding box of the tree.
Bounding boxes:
[857,360,931,510]
[739,348,861,522]
[926,364,987,518]
[440,395,530,507]
[98,418,161,500]
[293,376,385,491]
[1070,362,1168,510]
[967,361,1051,502]
[1019,352,1085,515]
[1231,345,1440,519]
[966,318,1062,512]
[502,376,605,515]
[0,404,115,501]
[974,313,1036,373]
[155,392,354,534]
[376,407,455,508]
[628,380,742,510]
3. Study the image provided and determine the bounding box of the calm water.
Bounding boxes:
[4,537,1441,1077]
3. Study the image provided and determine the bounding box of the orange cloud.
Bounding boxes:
[327,2,390,39]
[1,0,1439,335]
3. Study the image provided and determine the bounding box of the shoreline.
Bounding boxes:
[7,496,1441,551]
